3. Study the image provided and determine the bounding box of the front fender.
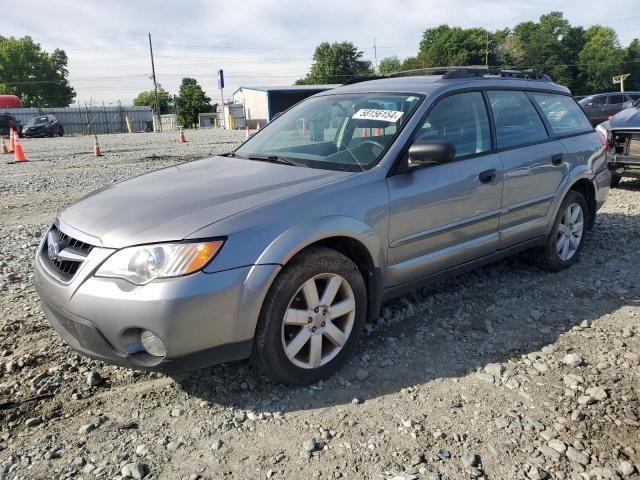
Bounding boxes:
[255,215,386,270]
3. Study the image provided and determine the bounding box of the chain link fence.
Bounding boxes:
[1,106,153,135]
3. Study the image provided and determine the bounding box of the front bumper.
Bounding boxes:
[34,237,280,371]
[609,157,640,178]
[23,130,46,138]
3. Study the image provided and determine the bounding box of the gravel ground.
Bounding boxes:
[0,130,638,480]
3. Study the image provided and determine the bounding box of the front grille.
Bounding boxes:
[42,224,94,282]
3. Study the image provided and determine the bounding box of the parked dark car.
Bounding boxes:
[0,113,24,137]
[579,92,640,126]
[602,98,640,187]
[23,114,64,137]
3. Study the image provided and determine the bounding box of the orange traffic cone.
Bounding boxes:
[93,135,102,157]
[1,137,8,154]
[8,129,15,152]
[245,125,249,139]
[256,122,261,131]
[13,135,27,162]
[178,127,187,143]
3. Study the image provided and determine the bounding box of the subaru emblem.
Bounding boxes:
[48,240,60,261]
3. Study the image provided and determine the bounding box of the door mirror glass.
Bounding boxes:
[408,141,455,167]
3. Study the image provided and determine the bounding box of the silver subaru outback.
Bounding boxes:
[35,69,611,385]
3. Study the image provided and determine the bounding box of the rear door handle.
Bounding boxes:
[551,154,564,166]
[479,169,497,183]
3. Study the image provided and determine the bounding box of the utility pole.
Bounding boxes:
[173,94,179,130]
[148,32,161,132]
[485,31,489,67]
[373,38,378,72]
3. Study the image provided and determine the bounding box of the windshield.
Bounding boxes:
[27,116,49,126]
[578,97,592,106]
[234,92,422,171]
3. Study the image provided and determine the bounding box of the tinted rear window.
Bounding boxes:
[609,94,625,105]
[530,93,592,137]
[487,91,548,149]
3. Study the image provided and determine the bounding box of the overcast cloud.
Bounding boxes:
[3,0,639,104]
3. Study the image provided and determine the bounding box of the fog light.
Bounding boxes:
[139,330,167,357]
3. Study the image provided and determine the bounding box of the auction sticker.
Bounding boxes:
[352,109,404,122]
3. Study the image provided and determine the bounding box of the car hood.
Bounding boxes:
[59,156,354,248]
[610,107,640,130]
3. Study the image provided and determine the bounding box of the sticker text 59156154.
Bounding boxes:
[352,109,404,123]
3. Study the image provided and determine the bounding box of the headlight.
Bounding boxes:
[95,240,223,285]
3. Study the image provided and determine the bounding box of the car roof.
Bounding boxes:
[316,75,571,97]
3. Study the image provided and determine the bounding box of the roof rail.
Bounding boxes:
[442,67,553,82]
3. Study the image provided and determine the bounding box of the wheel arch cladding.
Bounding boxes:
[295,236,383,322]
[255,217,386,322]
[569,179,596,230]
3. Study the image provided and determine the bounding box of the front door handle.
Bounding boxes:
[479,169,497,183]
[551,154,564,166]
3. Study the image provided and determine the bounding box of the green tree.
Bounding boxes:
[0,36,75,107]
[177,78,211,128]
[509,12,580,89]
[401,56,424,71]
[296,41,372,84]
[624,39,640,91]
[578,26,625,93]
[417,25,491,67]
[133,87,173,114]
[378,56,402,75]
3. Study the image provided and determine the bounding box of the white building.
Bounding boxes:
[232,85,338,128]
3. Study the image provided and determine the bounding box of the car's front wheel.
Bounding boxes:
[252,247,367,385]
[538,190,588,271]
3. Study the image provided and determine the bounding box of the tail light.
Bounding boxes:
[595,124,608,150]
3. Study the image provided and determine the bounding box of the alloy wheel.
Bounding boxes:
[556,203,584,261]
[281,273,356,369]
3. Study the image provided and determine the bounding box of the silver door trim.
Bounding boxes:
[390,209,502,248]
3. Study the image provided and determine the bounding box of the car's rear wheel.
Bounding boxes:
[538,190,588,271]
[58,127,64,137]
[252,247,367,385]
[611,174,622,188]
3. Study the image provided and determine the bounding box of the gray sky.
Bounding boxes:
[3,0,639,105]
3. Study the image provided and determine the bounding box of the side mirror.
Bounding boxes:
[408,141,455,167]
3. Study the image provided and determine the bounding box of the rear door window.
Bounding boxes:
[487,90,548,149]
[608,94,625,105]
[416,91,491,158]
[530,93,593,137]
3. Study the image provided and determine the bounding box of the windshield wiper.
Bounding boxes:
[223,152,246,158]
[224,152,299,166]
[244,154,300,166]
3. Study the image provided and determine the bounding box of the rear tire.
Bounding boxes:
[252,247,367,385]
[537,190,588,272]
[610,174,622,188]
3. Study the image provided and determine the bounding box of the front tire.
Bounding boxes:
[252,247,367,385]
[538,190,588,271]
